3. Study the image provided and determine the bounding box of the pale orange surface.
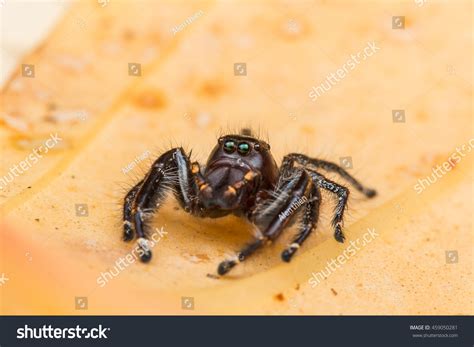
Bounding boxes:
[0,0,472,315]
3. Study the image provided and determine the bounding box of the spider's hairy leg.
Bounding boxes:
[217,169,310,276]
[281,182,321,262]
[129,148,198,262]
[123,179,143,241]
[307,170,349,243]
[282,153,377,198]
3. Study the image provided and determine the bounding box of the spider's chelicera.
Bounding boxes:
[123,129,376,275]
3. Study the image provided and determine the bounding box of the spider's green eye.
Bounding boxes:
[223,140,236,153]
[237,142,251,155]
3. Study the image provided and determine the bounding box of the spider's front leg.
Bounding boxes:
[307,170,350,242]
[281,153,377,243]
[281,182,321,262]
[217,169,311,275]
[122,148,199,261]
[282,153,377,198]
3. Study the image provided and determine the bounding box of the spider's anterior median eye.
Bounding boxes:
[223,140,236,153]
[237,142,251,155]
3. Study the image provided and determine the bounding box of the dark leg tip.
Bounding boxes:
[281,249,294,262]
[137,238,152,262]
[217,260,236,276]
[139,250,152,263]
[334,226,345,243]
[122,230,134,242]
[364,188,377,198]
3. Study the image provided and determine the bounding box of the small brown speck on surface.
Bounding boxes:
[416,111,428,122]
[331,288,338,296]
[47,102,57,111]
[295,283,300,290]
[206,273,219,280]
[198,80,226,98]
[123,29,135,41]
[300,125,315,135]
[196,254,210,262]
[274,293,285,302]
[35,218,40,222]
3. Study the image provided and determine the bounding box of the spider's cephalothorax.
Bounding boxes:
[123,129,376,275]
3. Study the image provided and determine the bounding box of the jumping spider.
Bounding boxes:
[123,129,376,275]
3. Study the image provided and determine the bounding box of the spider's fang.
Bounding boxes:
[224,185,237,197]
[199,183,210,191]
[244,170,258,181]
[191,163,200,174]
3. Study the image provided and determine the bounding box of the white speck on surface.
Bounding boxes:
[196,112,211,127]
[9,79,24,92]
[236,35,254,49]
[85,239,98,250]
[141,46,159,64]
[35,89,52,102]
[285,19,302,36]
[101,42,122,55]
[0,114,29,132]
[48,110,88,123]
[55,54,89,72]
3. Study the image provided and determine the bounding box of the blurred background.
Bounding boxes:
[0,0,472,315]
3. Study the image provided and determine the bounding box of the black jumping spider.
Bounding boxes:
[123,129,376,275]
